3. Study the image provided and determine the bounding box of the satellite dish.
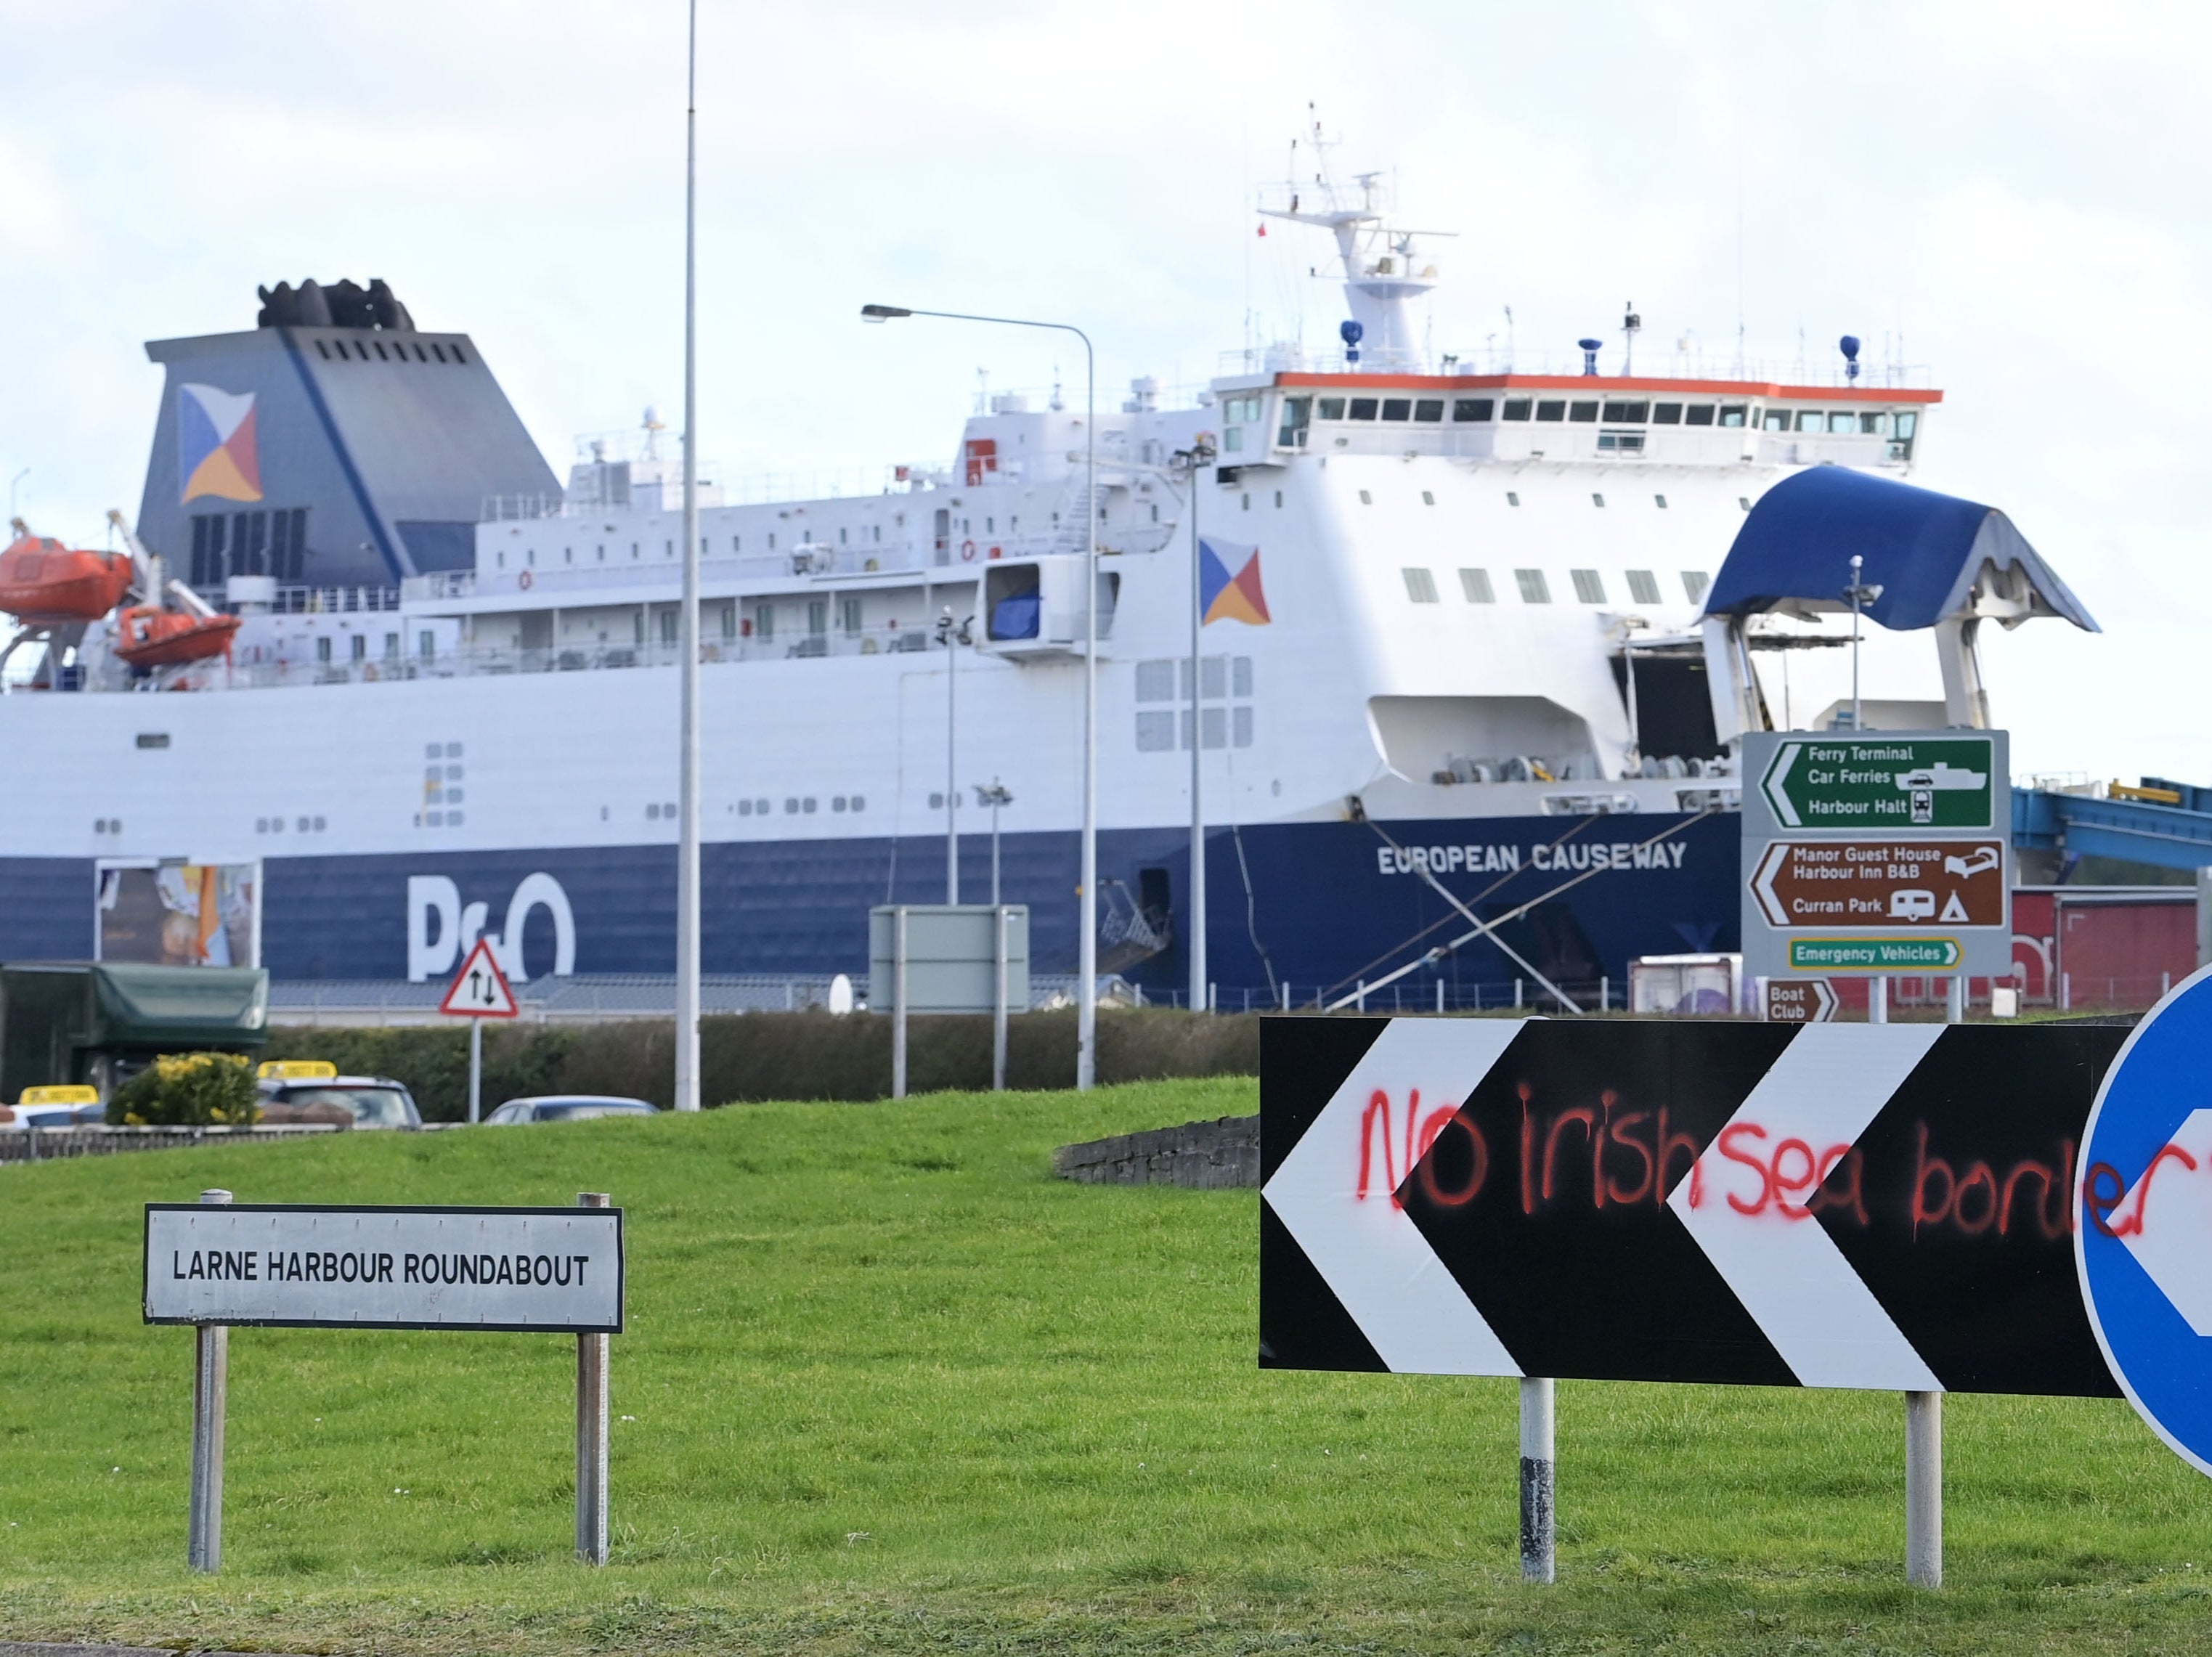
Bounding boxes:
[827,973,854,1015]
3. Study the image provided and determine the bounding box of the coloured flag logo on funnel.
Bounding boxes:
[178,383,263,504]
[1200,537,1271,626]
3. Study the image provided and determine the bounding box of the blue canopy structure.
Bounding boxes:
[1701,467,2099,633]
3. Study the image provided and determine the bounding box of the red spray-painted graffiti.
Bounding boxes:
[1349,1085,2106,1242]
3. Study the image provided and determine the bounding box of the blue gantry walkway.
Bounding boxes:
[2014,778,2212,874]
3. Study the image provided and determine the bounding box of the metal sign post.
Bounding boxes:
[993,904,1009,1093]
[439,937,520,1123]
[147,1197,624,1571]
[1906,1390,1942,1587]
[575,1192,611,1565]
[186,1186,230,1573]
[892,906,909,1100]
[1518,1376,1555,1584]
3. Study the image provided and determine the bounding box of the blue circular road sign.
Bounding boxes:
[2078,964,2212,1475]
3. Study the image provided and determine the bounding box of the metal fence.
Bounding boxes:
[0,1124,342,1165]
[268,973,1135,1027]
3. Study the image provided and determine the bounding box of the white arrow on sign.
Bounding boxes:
[1667,1025,1944,1390]
[1261,1019,1523,1376]
[1763,741,1806,828]
[1752,840,1794,927]
[439,937,520,1019]
[1764,978,1838,1022]
[2114,1107,2212,1336]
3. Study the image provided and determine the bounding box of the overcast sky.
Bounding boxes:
[2,0,2203,778]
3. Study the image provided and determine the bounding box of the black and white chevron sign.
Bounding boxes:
[1261,1017,2128,1397]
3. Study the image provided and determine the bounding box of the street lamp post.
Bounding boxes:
[935,607,972,903]
[673,0,703,1112]
[1843,554,1884,732]
[1171,436,1216,1013]
[975,780,1014,905]
[863,303,1099,1089]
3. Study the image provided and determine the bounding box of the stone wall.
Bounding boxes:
[1052,1115,1259,1189]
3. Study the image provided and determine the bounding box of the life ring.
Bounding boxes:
[960,540,976,561]
[519,569,534,590]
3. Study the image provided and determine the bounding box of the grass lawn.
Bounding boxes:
[3,1075,2211,1654]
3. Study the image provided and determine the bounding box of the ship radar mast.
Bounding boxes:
[1259,115,1454,373]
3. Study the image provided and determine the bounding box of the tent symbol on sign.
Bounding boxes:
[1939,892,1971,923]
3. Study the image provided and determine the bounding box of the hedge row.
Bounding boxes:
[259,1008,1261,1121]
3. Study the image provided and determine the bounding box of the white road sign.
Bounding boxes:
[145,1205,623,1332]
[440,937,519,1018]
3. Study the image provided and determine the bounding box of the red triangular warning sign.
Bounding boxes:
[439,938,520,1019]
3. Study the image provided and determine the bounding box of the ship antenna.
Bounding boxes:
[1622,301,1641,377]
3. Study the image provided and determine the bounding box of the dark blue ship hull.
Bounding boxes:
[0,811,1739,1002]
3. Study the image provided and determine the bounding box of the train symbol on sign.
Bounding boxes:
[1899,763,1983,826]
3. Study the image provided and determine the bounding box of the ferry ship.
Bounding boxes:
[0,157,2097,1006]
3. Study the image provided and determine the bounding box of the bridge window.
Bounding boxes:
[1459,568,1495,603]
[1380,399,1411,421]
[1571,569,1606,604]
[1717,405,1746,427]
[1402,567,1439,603]
[1684,404,1715,426]
[1569,401,1598,422]
[1534,401,1566,422]
[1626,569,1662,604]
[1414,399,1444,422]
[1502,399,1532,421]
[1601,401,1648,423]
[1516,569,1551,604]
[1349,398,1379,420]
[1651,402,1683,424]
[1796,410,1826,432]
[1682,571,1712,603]
[1452,398,1494,422]
[1317,397,1346,420]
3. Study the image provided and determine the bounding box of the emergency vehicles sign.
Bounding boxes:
[2077,966,2212,1475]
[144,1205,623,1332]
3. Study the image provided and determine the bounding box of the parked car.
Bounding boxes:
[257,1062,422,1129]
[485,1094,659,1125]
[0,1086,106,1130]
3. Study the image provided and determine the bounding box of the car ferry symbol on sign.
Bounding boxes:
[439,937,519,1019]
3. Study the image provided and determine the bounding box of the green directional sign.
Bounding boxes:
[1760,736,1997,830]
[1788,937,1964,971]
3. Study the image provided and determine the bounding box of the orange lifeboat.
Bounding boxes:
[114,605,241,670]
[0,523,134,624]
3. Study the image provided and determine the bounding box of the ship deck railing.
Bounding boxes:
[1219,345,1937,387]
[406,538,1078,606]
[178,621,1086,689]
